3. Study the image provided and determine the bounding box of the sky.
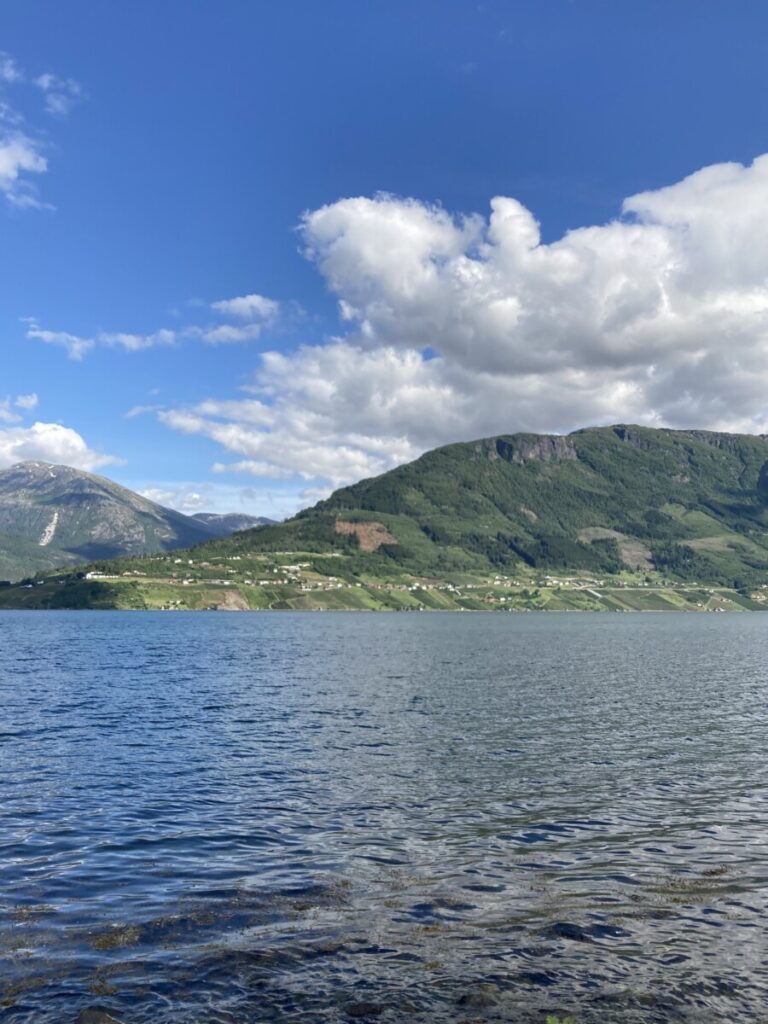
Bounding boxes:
[3,1,768,519]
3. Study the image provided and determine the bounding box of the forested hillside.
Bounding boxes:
[188,425,768,587]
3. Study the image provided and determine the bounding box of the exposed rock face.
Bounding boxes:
[482,434,578,464]
[612,424,652,448]
[615,423,762,457]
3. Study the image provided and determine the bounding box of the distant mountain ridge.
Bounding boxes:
[192,512,275,535]
[0,462,269,580]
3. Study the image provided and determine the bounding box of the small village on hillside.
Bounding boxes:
[3,547,766,612]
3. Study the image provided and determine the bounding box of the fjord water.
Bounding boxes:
[1,612,767,1023]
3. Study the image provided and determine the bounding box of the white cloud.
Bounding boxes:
[189,323,265,344]
[34,73,83,116]
[158,344,431,487]
[211,293,279,320]
[101,329,176,352]
[0,132,48,207]
[212,460,292,479]
[0,400,19,424]
[27,292,280,356]
[26,324,94,360]
[0,393,40,423]
[140,485,208,512]
[189,293,280,344]
[0,53,83,207]
[298,161,768,434]
[125,404,163,419]
[26,322,175,357]
[159,155,768,491]
[0,422,119,471]
[196,398,273,425]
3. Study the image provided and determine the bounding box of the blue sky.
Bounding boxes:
[3,1,768,518]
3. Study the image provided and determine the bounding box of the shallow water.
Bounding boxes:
[0,610,767,1023]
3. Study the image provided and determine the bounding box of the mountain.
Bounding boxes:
[5,426,768,609]
[191,512,275,536]
[0,462,240,579]
[191,424,768,587]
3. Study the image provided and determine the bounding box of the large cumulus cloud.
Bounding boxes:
[164,154,768,491]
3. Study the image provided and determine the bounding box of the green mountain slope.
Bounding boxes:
[190,424,768,587]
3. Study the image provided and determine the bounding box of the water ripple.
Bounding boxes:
[0,610,766,1022]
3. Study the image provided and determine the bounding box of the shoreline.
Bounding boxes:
[2,571,765,613]
[1,604,765,614]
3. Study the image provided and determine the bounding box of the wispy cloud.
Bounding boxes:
[125,404,164,419]
[212,459,292,479]
[0,51,83,208]
[23,320,177,359]
[187,323,266,344]
[211,293,279,321]
[101,329,176,352]
[0,393,39,423]
[34,73,84,117]
[27,292,282,357]
[25,323,94,360]
[0,52,22,84]
[189,293,281,344]
[139,485,208,512]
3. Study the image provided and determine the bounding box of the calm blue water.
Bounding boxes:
[1,611,767,1023]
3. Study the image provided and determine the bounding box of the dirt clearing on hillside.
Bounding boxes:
[335,520,397,552]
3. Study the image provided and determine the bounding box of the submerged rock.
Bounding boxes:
[457,982,501,1009]
[545,921,593,942]
[76,1009,125,1024]
[346,1001,384,1018]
